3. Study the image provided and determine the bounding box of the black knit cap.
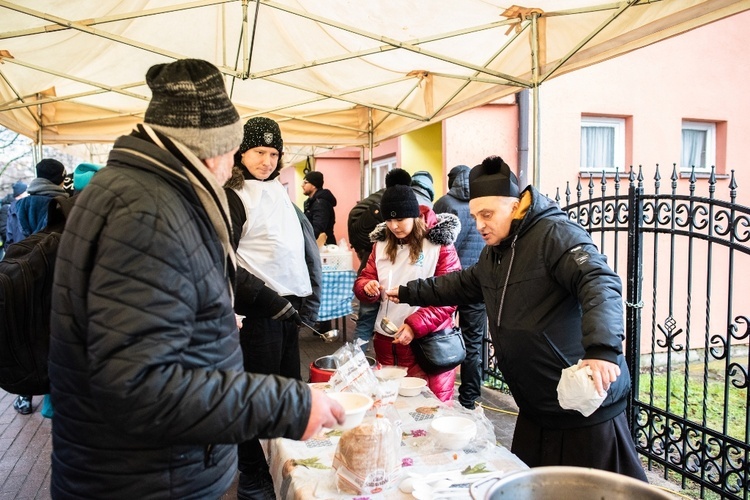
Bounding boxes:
[469,155,520,199]
[36,159,65,185]
[381,170,420,220]
[238,117,284,156]
[304,171,324,189]
[144,58,242,159]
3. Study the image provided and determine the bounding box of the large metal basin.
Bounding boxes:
[474,466,674,500]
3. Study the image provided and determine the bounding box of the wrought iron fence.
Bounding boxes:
[483,165,749,497]
[555,166,750,499]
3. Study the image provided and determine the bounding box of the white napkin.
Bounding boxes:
[556,360,607,417]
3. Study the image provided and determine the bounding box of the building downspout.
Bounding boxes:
[516,89,529,189]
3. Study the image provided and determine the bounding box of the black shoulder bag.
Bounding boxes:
[411,326,466,374]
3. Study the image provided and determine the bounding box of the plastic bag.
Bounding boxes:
[556,360,607,417]
[328,340,380,398]
[332,413,401,495]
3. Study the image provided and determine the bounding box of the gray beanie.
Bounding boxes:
[144,59,242,159]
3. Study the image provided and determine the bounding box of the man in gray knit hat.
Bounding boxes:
[48,59,343,499]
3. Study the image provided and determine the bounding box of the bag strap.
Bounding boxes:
[45,194,77,232]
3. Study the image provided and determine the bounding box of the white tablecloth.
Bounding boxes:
[262,388,527,499]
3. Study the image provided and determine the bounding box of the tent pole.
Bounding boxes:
[362,108,373,199]
[530,12,541,189]
[35,98,43,162]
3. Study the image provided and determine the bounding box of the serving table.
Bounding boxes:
[262,387,527,499]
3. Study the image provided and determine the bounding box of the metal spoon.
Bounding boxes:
[301,320,339,342]
[380,269,398,334]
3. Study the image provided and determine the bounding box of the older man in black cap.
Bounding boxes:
[386,155,646,481]
[48,59,343,499]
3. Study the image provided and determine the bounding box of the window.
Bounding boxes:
[369,156,397,193]
[580,116,625,172]
[681,121,715,172]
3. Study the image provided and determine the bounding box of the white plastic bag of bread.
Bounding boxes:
[331,414,401,495]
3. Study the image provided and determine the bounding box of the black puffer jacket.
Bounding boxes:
[303,188,337,245]
[49,131,311,499]
[400,186,630,428]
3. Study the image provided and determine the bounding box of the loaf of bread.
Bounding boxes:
[332,419,399,494]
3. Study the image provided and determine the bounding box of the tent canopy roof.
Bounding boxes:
[1,0,748,155]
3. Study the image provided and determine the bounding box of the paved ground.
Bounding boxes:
[1,314,692,498]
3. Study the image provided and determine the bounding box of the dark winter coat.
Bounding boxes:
[433,165,485,269]
[399,186,630,428]
[49,129,312,499]
[304,188,337,245]
[347,188,385,258]
[0,193,12,244]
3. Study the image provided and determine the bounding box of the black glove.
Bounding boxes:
[257,285,302,324]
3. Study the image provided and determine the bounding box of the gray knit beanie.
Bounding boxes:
[144,59,242,159]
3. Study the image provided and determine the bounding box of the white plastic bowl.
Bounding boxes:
[326,392,373,430]
[399,376,427,397]
[430,416,478,450]
[374,366,408,381]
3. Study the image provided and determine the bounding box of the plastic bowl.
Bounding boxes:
[398,377,427,397]
[374,366,408,381]
[430,416,478,450]
[326,392,373,430]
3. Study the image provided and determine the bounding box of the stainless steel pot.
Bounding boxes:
[470,467,673,500]
[313,355,376,371]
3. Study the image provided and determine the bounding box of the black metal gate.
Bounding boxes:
[485,165,749,499]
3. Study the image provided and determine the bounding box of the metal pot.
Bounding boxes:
[471,467,673,500]
[309,355,377,383]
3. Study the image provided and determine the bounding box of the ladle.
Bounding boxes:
[301,320,339,343]
[380,269,398,335]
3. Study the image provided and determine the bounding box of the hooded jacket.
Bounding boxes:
[5,178,69,245]
[399,186,630,428]
[49,128,312,499]
[303,187,338,245]
[354,207,462,401]
[433,165,485,269]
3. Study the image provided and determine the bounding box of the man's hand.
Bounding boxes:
[301,389,346,440]
[384,287,400,303]
[580,359,621,396]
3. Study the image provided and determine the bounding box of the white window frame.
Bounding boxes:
[580,116,625,173]
[369,156,397,193]
[681,121,716,173]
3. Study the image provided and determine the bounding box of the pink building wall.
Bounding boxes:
[536,10,750,199]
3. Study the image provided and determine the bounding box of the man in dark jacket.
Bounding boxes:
[225,116,324,499]
[388,156,646,481]
[5,159,69,246]
[433,164,487,410]
[302,170,337,245]
[48,59,343,499]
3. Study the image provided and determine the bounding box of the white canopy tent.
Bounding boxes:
[1,0,748,185]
